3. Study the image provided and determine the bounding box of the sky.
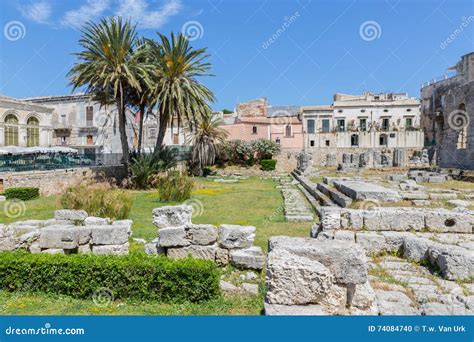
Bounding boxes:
[0,0,473,111]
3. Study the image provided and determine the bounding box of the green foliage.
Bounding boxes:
[4,187,39,201]
[218,139,280,166]
[0,252,220,303]
[251,139,281,161]
[130,147,178,189]
[156,172,194,202]
[222,109,233,115]
[61,183,133,220]
[260,159,277,171]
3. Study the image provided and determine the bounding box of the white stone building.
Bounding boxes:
[0,95,53,147]
[302,92,424,150]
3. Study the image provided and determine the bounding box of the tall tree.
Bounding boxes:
[188,113,228,176]
[68,17,147,172]
[148,33,214,152]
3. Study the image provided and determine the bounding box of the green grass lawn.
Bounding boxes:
[0,176,312,315]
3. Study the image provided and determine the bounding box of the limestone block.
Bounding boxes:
[429,245,474,280]
[269,236,368,285]
[218,224,255,249]
[91,225,129,245]
[187,224,218,245]
[39,226,80,249]
[230,246,265,270]
[167,245,216,260]
[144,238,166,255]
[92,243,129,255]
[54,209,88,222]
[424,210,474,233]
[152,205,193,229]
[402,236,431,261]
[41,248,65,254]
[266,249,336,305]
[215,247,230,266]
[84,217,110,225]
[158,227,190,247]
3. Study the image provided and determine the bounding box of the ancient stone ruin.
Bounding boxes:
[0,210,132,255]
[145,204,265,271]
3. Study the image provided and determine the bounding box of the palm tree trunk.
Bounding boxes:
[137,103,145,156]
[154,110,167,153]
[117,82,130,173]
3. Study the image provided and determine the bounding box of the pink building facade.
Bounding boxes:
[221,98,304,150]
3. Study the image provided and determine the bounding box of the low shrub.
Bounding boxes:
[156,172,194,202]
[0,252,220,303]
[261,159,277,171]
[130,147,179,189]
[4,187,39,201]
[61,183,133,219]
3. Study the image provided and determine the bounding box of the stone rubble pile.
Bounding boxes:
[0,210,132,255]
[145,204,265,270]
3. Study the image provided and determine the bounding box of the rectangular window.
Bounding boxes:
[382,118,390,131]
[310,140,315,147]
[359,118,367,132]
[307,119,315,134]
[336,119,345,132]
[86,135,93,145]
[86,106,94,127]
[321,119,330,133]
[325,140,330,147]
[405,117,413,128]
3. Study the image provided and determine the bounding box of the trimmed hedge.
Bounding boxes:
[4,187,39,201]
[0,252,220,303]
[261,159,277,171]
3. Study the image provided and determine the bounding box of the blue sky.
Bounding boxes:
[0,0,473,111]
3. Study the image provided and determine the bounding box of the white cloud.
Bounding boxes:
[61,0,110,29]
[19,1,52,24]
[116,0,183,29]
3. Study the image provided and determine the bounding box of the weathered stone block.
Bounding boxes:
[167,245,216,260]
[230,246,265,270]
[158,227,190,247]
[38,226,79,249]
[152,205,193,229]
[144,238,166,255]
[91,225,129,245]
[215,247,230,266]
[54,209,88,222]
[218,224,255,249]
[84,217,110,225]
[92,243,129,255]
[187,224,218,245]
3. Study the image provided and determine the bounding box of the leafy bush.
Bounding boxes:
[261,159,277,171]
[156,171,194,202]
[0,252,220,303]
[4,187,39,201]
[130,147,178,189]
[251,139,281,161]
[61,183,133,219]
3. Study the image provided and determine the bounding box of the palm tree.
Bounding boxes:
[188,113,228,176]
[68,17,148,172]
[147,33,214,152]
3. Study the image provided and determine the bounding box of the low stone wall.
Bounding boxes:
[145,205,265,270]
[0,166,127,195]
[317,207,474,234]
[0,210,132,255]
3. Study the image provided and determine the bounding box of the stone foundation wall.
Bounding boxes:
[0,209,132,255]
[145,205,265,270]
[0,166,127,195]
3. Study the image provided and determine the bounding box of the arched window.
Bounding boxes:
[4,114,19,146]
[351,134,359,147]
[285,124,292,137]
[379,133,388,146]
[252,125,258,134]
[27,117,40,147]
[456,103,468,150]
